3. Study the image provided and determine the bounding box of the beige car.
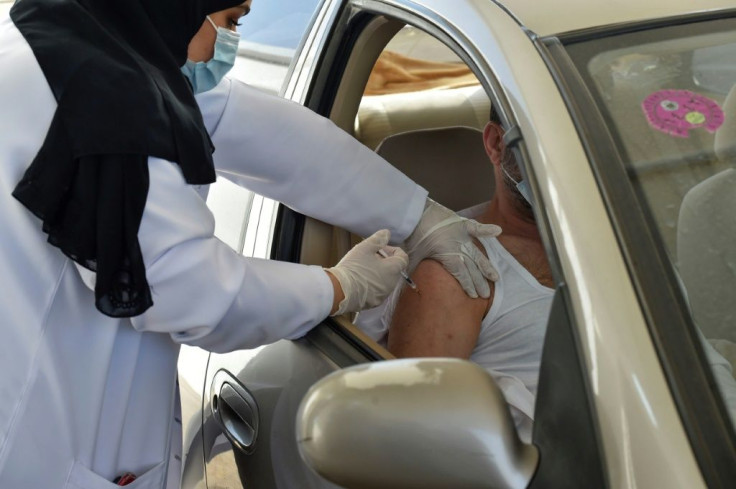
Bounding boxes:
[179,0,736,488]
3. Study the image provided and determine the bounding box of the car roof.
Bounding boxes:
[495,0,736,36]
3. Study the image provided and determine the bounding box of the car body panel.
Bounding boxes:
[200,336,366,488]
[282,0,342,102]
[494,0,736,37]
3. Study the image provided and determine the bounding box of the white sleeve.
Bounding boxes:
[195,78,428,243]
[125,157,333,352]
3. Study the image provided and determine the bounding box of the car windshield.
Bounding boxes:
[562,17,736,429]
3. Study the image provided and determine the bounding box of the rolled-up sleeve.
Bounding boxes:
[195,78,428,243]
[128,157,332,352]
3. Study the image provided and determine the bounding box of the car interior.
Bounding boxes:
[296,22,497,330]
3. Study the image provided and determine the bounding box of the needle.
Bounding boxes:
[377,249,420,294]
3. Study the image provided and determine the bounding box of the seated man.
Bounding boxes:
[356,110,553,442]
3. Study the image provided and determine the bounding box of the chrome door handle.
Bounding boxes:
[211,369,260,454]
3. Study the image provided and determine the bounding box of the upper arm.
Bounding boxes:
[387,259,491,359]
[130,157,333,349]
[203,78,427,242]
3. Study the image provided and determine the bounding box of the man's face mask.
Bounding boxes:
[181,16,240,94]
[500,155,534,209]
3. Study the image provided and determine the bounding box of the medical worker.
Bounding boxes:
[186,1,499,298]
[0,1,500,488]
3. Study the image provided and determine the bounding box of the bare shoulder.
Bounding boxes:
[411,259,492,314]
[413,259,458,289]
[388,258,492,358]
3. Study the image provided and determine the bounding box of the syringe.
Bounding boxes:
[377,248,420,294]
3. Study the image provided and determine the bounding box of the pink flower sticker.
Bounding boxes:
[642,89,724,138]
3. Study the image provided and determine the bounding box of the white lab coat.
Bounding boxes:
[0,17,426,489]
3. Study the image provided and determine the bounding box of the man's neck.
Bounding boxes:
[477,191,554,288]
[479,190,538,239]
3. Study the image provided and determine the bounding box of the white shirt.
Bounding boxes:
[0,16,426,489]
[357,232,553,444]
[468,237,553,441]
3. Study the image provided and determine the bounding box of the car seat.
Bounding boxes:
[677,167,736,343]
[355,84,491,150]
[677,84,736,344]
[332,125,494,264]
[374,126,494,212]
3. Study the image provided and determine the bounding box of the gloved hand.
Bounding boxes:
[326,229,409,316]
[403,199,502,298]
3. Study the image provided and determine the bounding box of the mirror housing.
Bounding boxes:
[296,358,538,489]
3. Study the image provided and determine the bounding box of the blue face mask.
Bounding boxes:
[501,162,534,208]
[181,16,240,94]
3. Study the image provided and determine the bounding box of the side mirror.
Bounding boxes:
[296,358,538,489]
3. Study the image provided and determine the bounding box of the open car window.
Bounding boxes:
[319,21,570,448]
[355,25,488,150]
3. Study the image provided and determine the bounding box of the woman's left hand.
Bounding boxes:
[402,199,502,299]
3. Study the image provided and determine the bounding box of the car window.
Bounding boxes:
[344,23,561,448]
[228,0,322,94]
[563,18,736,432]
[354,25,488,150]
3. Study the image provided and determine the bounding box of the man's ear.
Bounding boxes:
[482,121,505,167]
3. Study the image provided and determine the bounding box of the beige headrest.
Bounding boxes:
[715,84,736,161]
[376,126,494,212]
[356,85,491,150]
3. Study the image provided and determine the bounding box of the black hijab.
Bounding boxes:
[10,0,242,317]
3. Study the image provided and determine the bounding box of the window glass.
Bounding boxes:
[229,0,322,94]
[564,18,736,430]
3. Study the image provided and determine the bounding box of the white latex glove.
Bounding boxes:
[403,199,502,298]
[326,229,409,316]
